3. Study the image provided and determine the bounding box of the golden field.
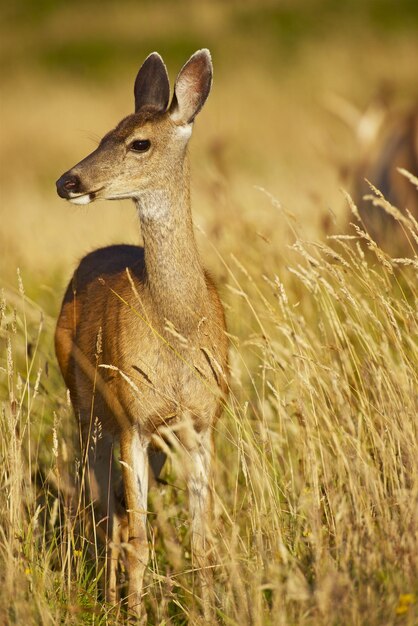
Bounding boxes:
[0,1,417,624]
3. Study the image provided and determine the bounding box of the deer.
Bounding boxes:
[55,49,228,622]
[352,103,418,255]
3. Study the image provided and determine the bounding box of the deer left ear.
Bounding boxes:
[170,49,213,125]
[134,52,170,113]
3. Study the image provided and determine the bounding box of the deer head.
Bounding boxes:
[56,50,213,211]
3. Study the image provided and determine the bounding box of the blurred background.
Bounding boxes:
[1,0,418,296]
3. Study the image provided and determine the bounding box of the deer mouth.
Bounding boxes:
[68,192,93,205]
[67,187,105,205]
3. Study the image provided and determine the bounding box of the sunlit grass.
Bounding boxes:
[1,186,417,623]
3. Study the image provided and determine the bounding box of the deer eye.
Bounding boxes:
[130,139,151,152]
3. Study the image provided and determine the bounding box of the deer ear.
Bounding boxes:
[170,49,213,125]
[134,52,170,113]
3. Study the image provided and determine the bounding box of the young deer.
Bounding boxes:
[55,49,228,620]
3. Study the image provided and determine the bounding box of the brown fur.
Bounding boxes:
[56,244,228,437]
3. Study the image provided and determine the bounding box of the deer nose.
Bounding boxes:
[56,173,81,198]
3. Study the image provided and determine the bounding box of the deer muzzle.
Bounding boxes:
[56,171,99,205]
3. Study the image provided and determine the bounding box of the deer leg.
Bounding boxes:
[187,428,216,622]
[119,427,149,620]
[84,430,124,605]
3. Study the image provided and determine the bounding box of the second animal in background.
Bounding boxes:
[353,103,418,256]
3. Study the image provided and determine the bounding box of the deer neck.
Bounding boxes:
[135,162,208,334]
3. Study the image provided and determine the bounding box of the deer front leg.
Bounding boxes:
[83,429,123,605]
[119,427,149,621]
[187,428,216,622]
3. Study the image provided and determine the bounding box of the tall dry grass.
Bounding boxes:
[1,186,417,624]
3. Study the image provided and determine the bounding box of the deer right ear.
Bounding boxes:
[134,53,170,113]
[170,49,213,125]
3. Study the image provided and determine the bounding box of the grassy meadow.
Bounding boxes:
[1,1,418,624]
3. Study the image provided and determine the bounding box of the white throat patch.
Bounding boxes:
[135,189,170,221]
